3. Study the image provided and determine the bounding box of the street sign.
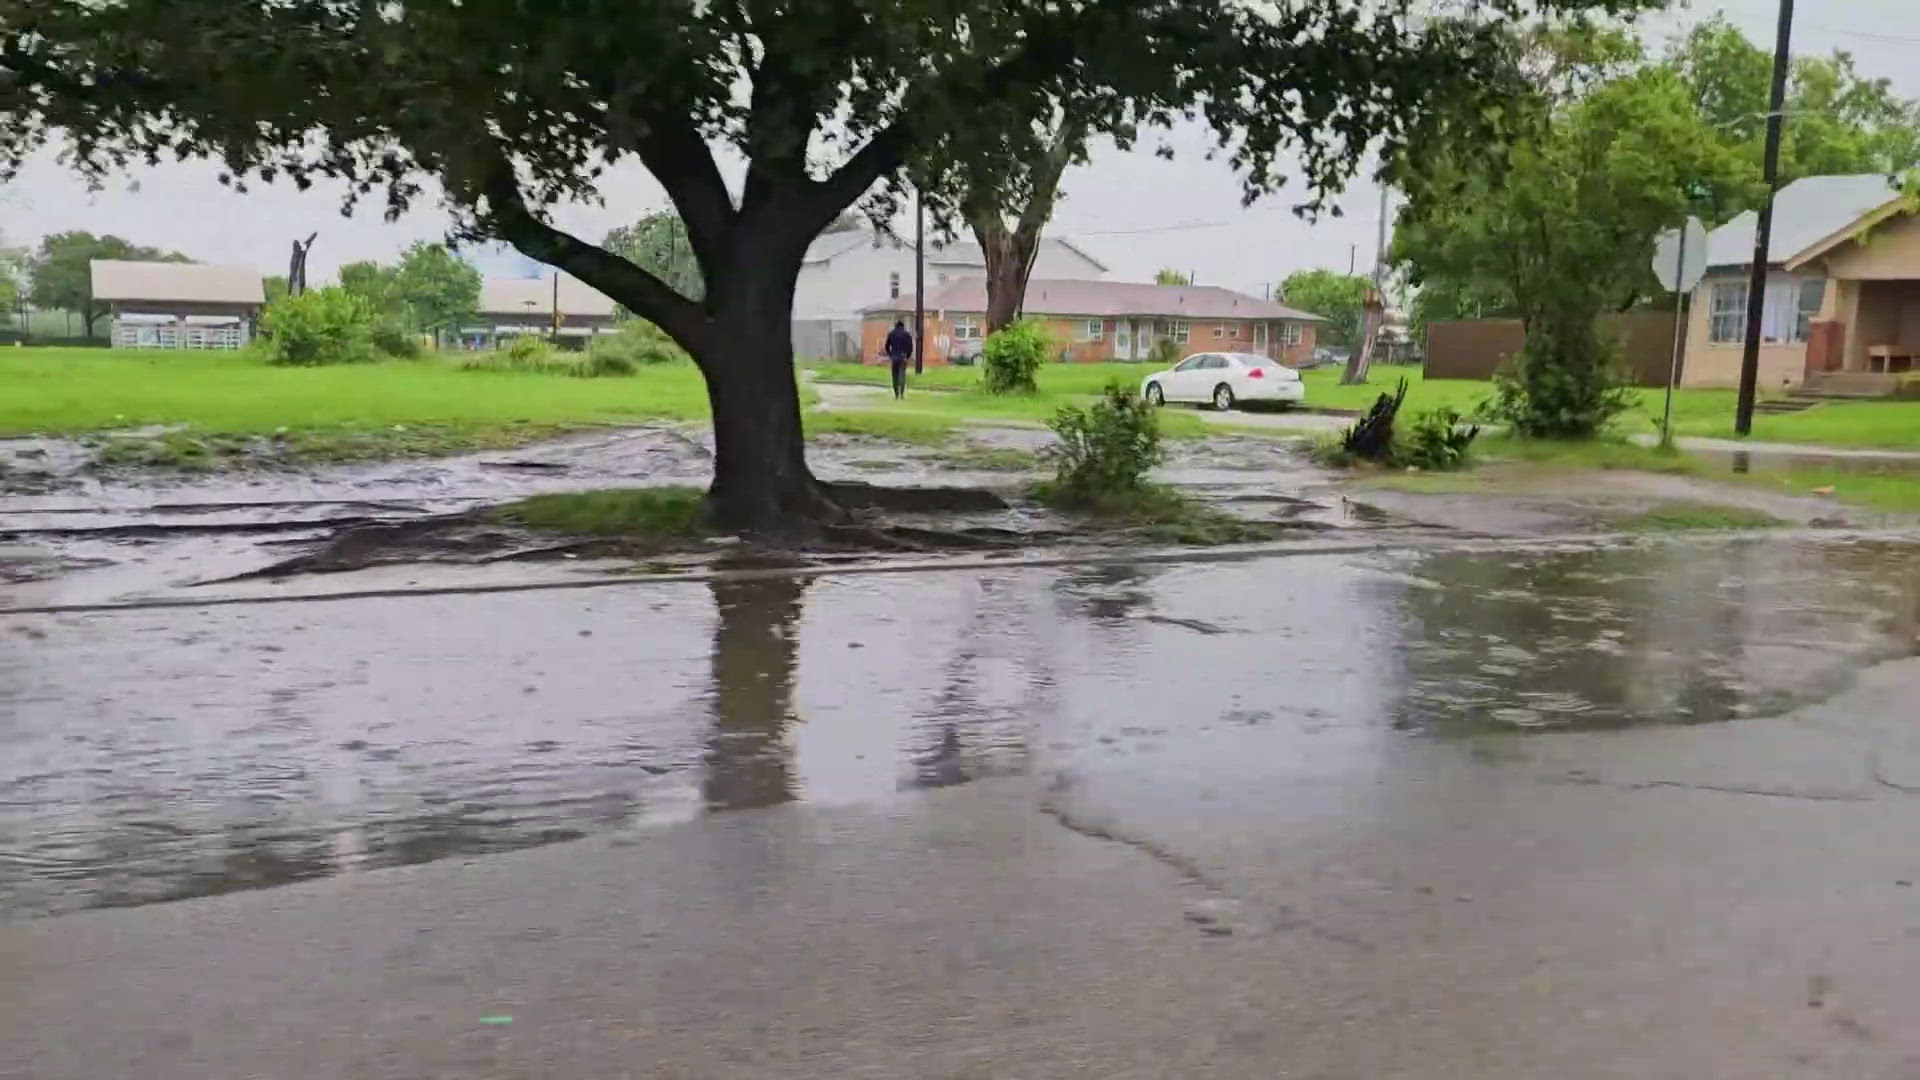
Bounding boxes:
[1653,217,1708,293]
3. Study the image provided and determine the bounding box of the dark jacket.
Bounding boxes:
[885,325,914,362]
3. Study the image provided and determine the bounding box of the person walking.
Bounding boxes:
[884,319,915,400]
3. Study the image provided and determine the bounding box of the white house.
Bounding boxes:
[91,260,266,350]
[792,229,1107,360]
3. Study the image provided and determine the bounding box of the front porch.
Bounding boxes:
[1809,277,1920,380]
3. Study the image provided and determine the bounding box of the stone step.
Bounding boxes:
[1801,372,1903,399]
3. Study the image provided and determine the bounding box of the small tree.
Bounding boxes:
[1154,268,1192,286]
[392,241,480,337]
[980,319,1050,395]
[1394,28,1754,437]
[602,212,702,302]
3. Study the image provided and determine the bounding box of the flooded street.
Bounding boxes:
[6,533,1919,919]
[9,440,1920,1076]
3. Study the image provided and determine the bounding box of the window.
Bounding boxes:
[1082,318,1104,342]
[952,315,982,340]
[1280,322,1302,347]
[1709,282,1747,344]
[1213,324,1224,339]
[1203,356,1229,370]
[1795,279,1824,343]
[889,272,901,300]
[1173,355,1206,372]
[1172,319,1190,344]
[1711,277,1825,345]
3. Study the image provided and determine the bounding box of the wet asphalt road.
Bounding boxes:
[6,534,1920,1076]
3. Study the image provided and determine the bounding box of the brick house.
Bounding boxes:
[860,278,1324,367]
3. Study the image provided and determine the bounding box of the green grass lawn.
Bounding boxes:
[0,347,713,435]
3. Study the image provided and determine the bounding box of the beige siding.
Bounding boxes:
[1817,212,1920,280]
[1681,271,1813,390]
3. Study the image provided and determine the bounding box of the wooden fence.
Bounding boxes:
[1423,310,1681,387]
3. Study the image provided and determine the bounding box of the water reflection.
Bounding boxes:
[702,577,807,812]
[1387,538,1920,733]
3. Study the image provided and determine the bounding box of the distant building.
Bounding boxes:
[862,278,1324,367]
[794,230,1108,361]
[464,273,618,348]
[90,260,265,350]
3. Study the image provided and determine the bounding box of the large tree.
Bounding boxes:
[1280,269,1370,349]
[2,0,1657,529]
[941,115,1087,333]
[25,230,189,338]
[603,211,703,302]
[337,241,480,334]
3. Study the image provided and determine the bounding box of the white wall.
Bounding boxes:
[792,237,1106,322]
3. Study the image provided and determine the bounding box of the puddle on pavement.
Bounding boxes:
[8,515,1920,918]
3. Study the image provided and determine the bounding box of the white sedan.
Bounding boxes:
[1140,352,1305,411]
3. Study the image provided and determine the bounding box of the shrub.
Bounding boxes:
[1481,318,1635,438]
[1045,382,1164,501]
[588,320,690,367]
[980,318,1049,394]
[1398,407,1479,471]
[1147,337,1181,368]
[257,287,380,366]
[371,323,424,359]
[454,333,637,378]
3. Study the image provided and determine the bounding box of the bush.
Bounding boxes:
[1045,382,1164,501]
[454,333,637,378]
[371,323,424,360]
[1482,318,1635,438]
[980,318,1049,394]
[257,287,380,366]
[1147,337,1182,368]
[588,320,690,368]
[1398,407,1480,470]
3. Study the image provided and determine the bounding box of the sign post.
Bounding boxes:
[1653,217,1708,447]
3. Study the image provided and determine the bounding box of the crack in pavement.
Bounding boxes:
[1037,774,1375,951]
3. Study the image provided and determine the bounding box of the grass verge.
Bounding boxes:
[87,422,586,472]
[1474,434,1698,473]
[1607,502,1784,532]
[939,446,1044,472]
[1723,464,1920,514]
[1034,482,1275,544]
[495,487,712,538]
[804,410,959,444]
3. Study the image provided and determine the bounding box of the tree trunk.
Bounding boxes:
[976,222,1041,333]
[684,234,840,534]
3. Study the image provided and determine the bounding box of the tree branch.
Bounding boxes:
[475,156,709,351]
[611,106,737,291]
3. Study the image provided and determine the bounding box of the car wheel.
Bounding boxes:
[1144,383,1165,407]
[1212,384,1236,412]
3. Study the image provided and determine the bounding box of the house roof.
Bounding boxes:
[1703,174,1903,271]
[804,230,1109,272]
[89,260,264,305]
[863,277,1324,321]
[478,274,617,318]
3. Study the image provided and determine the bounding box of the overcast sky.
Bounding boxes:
[3,0,1915,298]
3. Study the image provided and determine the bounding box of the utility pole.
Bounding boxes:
[1736,0,1795,436]
[1349,244,1356,276]
[914,188,925,375]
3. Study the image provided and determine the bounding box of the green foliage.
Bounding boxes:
[456,334,636,378]
[603,213,702,301]
[1667,16,1920,210]
[1482,321,1636,438]
[1280,269,1369,349]
[371,323,424,360]
[257,287,381,366]
[497,487,711,538]
[336,242,479,335]
[588,320,692,367]
[1398,407,1480,470]
[980,318,1049,395]
[1147,337,1182,369]
[1609,502,1782,532]
[25,230,190,336]
[1045,382,1164,500]
[1153,268,1191,286]
[1395,30,1755,442]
